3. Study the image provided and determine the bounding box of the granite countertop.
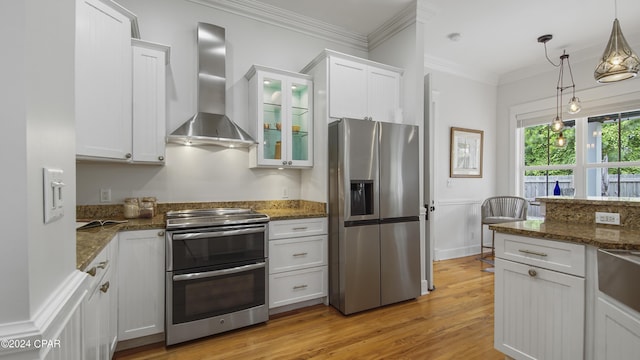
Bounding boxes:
[490,220,640,250]
[76,206,327,271]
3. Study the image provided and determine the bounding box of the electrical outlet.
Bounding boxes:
[100,188,111,203]
[595,212,620,225]
[282,187,289,199]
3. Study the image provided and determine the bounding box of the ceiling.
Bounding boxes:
[255,0,640,84]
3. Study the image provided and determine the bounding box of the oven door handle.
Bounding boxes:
[172,226,265,241]
[172,262,266,282]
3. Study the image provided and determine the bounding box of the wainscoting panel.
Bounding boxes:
[434,199,481,260]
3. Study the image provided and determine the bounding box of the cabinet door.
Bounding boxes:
[595,296,640,360]
[258,72,286,166]
[76,0,132,161]
[495,258,585,360]
[132,41,168,164]
[367,66,400,123]
[118,230,165,341]
[288,77,313,167]
[329,56,367,119]
[83,286,100,360]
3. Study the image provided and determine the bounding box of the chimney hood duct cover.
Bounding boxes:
[167,22,256,147]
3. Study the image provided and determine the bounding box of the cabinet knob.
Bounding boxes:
[288,161,292,165]
[158,231,165,237]
[97,260,108,269]
[100,281,110,293]
[86,267,97,277]
[125,153,132,159]
[158,156,164,161]
[282,161,287,165]
[528,269,537,277]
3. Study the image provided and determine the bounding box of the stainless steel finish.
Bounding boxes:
[379,122,419,220]
[172,227,265,241]
[165,272,268,346]
[341,118,379,223]
[172,262,266,282]
[528,269,538,277]
[165,208,269,230]
[100,281,110,293]
[597,249,640,313]
[342,224,381,314]
[167,23,256,148]
[380,221,420,305]
[519,249,548,257]
[329,118,420,315]
[164,207,269,345]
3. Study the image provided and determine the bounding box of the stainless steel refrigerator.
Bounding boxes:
[328,118,421,315]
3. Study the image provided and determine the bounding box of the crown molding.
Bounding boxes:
[424,54,500,86]
[187,0,368,52]
[368,4,417,51]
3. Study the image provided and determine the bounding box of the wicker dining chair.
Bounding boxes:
[480,196,528,264]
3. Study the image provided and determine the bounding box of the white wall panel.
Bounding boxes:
[433,199,481,260]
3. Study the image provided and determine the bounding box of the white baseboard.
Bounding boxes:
[0,270,87,359]
[421,280,430,295]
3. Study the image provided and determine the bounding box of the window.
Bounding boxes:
[520,110,640,217]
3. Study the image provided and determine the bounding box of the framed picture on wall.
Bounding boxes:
[450,127,483,178]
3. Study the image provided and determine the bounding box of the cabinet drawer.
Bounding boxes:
[269,266,327,308]
[269,235,327,274]
[269,218,327,239]
[495,233,585,277]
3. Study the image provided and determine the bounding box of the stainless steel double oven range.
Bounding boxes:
[165,208,270,345]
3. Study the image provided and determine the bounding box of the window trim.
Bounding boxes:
[509,82,640,197]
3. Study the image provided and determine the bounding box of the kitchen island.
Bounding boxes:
[490,196,640,360]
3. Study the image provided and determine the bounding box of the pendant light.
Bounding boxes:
[553,132,567,148]
[594,0,640,83]
[538,34,581,138]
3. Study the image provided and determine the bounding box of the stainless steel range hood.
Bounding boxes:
[167,23,256,148]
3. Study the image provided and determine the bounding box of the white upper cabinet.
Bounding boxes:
[246,65,313,168]
[327,54,402,123]
[131,39,170,164]
[76,0,133,161]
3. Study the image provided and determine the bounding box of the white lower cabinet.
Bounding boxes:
[118,230,165,341]
[268,218,327,310]
[82,237,118,360]
[595,295,640,359]
[494,233,585,360]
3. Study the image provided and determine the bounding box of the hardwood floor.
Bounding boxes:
[114,256,503,359]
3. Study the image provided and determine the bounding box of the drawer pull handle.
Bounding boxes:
[86,267,97,277]
[528,269,537,277]
[292,227,308,231]
[519,249,548,257]
[293,252,308,257]
[293,284,308,290]
[97,260,108,269]
[100,281,110,293]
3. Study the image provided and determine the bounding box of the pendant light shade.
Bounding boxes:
[594,19,640,83]
[554,132,567,148]
[551,116,565,132]
[568,96,581,114]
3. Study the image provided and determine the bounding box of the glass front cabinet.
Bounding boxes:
[246,65,313,168]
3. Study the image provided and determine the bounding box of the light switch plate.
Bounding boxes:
[43,168,65,224]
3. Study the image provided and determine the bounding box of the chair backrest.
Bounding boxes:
[481,196,528,220]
